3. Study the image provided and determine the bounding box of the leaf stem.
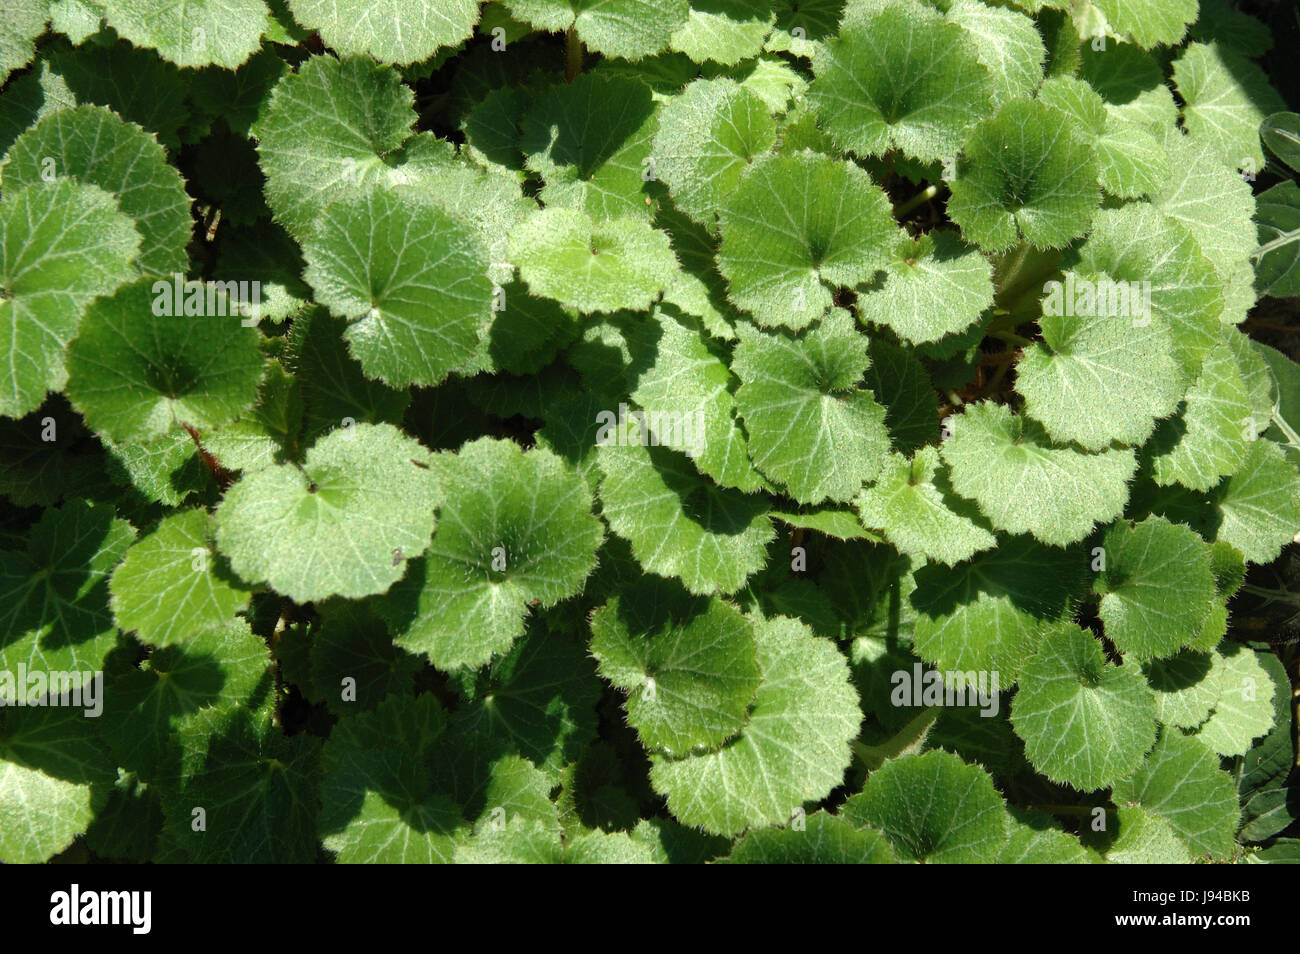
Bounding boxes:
[892,183,940,219]
[565,26,583,81]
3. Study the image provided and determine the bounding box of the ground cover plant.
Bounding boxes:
[1,0,1299,865]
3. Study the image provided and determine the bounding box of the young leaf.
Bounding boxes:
[215,422,441,602]
[1143,649,1225,729]
[100,0,269,68]
[505,0,689,60]
[723,812,896,864]
[1207,439,1300,565]
[287,0,478,65]
[1191,644,1275,757]
[1173,41,1286,172]
[670,0,774,66]
[1010,624,1157,791]
[944,0,1044,109]
[1092,0,1195,49]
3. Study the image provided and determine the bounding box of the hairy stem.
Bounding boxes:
[565,26,583,81]
[892,183,940,219]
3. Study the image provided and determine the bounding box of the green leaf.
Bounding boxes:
[670,0,774,66]
[723,811,896,863]
[864,338,939,454]
[1145,332,1253,491]
[999,810,1094,863]
[597,429,775,595]
[1078,41,1177,131]
[732,311,890,504]
[520,74,659,221]
[909,535,1080,680]
[1111,730,1239,861]
[0,704,117,863]
[854,230,994,345]
[947,99,1099,252]
[840,750,1007,863]
[1261,111,1300,175]
[649,615,861,836]
[214,422,442,602]
[287,0,477,65]
[1207,439,1300,564]
[945,0,1044,109]
[0,0,47,84]
[1254,180,1300,299]
[807,3,993,163]
[382,438,602,670]
[509,207,680,314]
[0,499,134,694]
[455,815,655,863]
[855,447,996,566]
[1010,624,1157,790]
[2,104,192,277]
[1094,516,1217,659]
[101,619,272,781]
[1143,649,1225,729]
[626,305,762,491]
[716,152,896,328]
[0,180,140,419]
[302,188,492,387]
[941,401,1136,545]
[1101,804,1194,864]
[1173,42,1286,172]
[1191,644,1276,757]
[100,0,269,68]
[650,77,776,226]
[506,0,688,59]
[1016,289,1181,451]
[109,509,251,648]
[1069,203,1222,376]
[591,579,761,755]
[1092,0,1195,49]
[65,279,266,444]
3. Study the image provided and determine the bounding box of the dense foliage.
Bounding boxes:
[1,0,1299,864]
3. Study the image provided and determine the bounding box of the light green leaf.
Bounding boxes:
[1174,41,1286,172]
[505,0,688,60]
[100,0,269,68]
[287,0,477,65]
[732,311,890,504]
[999,811,1094,863]
[1143,649,1225,729]
[65,279,265,444]
[456,815,655,863]
[0,180,140,419]
[909,535,1080,681]
[1095,516,1217,659]
[649,615,861,836]
[1078,41,1178,131]
[1102,804,1193,864]
[650,77,776,226]
[717,152,895,328]
[215,423,441,602]
[941,401,1135,545]
[302,188,491,387]
[1208,439,1300,564]
[509,207,680,314]
[2,104,192,277]
[854,230,994,345]
[382,438,602,670]
[597,432,774,595]
[109,509,251,648]
[807,3,993,163]
[1111,730,1239,860]
[1192,644,1276,757]
[947,99,1098,252]
[945,0,1044,108]
[723,812,896,863]
[1092,0,1195,49]
[591,579,760,755]
[840,750,1007,863]
[670,0,774,66]
[855,447,996,566]
[1253,181,1300,300]
[1,0,48,84]
[1010,624,1157,790]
